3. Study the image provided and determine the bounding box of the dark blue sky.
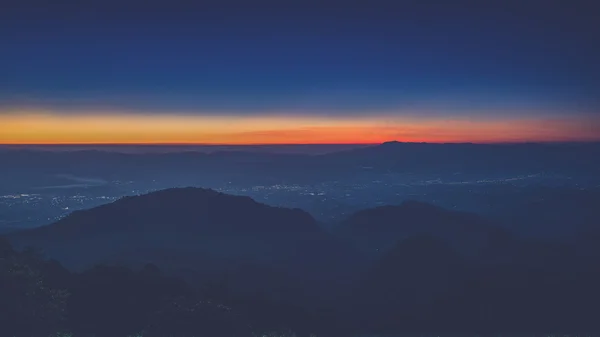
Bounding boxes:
[1,0,599,119]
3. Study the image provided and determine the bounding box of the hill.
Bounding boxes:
[7,188,361,301]
[336,200,504,256]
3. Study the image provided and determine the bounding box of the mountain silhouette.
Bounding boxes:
[0,237,260,337]
[496,187,600,239]
[336,200,504,256]
[2,142,599,192]
[17,187,318,237]
[351,235,469,332]
[350,232,600,334]
[326,141,600,175]
[7,188,361,302]
[4,187,600,335]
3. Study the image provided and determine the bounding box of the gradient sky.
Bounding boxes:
[1,0,599,144]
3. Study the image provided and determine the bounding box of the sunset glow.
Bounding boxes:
[2,111,598,145]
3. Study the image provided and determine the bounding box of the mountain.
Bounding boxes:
[325,141,600,175]
[495,187,600,239]
[16,187,318,237]
[360,235,465,305]
[7,188,361,300]
[0,237,265,337]
[336,200,505,256]
[5,185,600,334]
[351,235,468,332]
[2,142,599,192]
[352,234,600,334]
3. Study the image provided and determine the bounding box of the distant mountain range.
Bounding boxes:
[2,141,599,190]
[0,143,368,155]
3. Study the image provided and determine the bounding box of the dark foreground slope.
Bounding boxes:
[5,188,600,335]
[335,202,600,335]
[1,237,300,337]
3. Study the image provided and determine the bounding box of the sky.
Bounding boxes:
[1,0,599,144]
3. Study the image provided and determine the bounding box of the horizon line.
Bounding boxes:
[2,140,599,146]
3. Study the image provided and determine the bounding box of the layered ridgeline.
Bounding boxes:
[335,200,507,257]
[2,142,599,190]
[8,188,361,300]
[0,236,282,337]
[332,200,600,333]
[5,187,600,334]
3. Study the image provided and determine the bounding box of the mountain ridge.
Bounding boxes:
[336,200,505,256]
[12,187,319,239]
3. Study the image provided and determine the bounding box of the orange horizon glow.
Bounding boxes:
[1,111,599,145]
